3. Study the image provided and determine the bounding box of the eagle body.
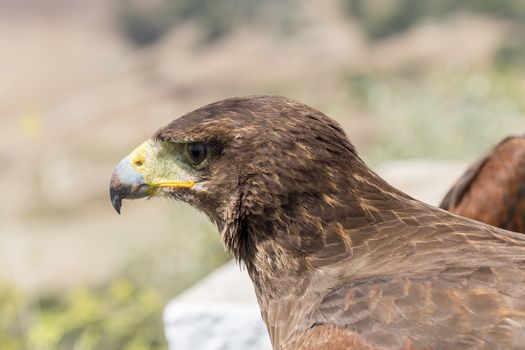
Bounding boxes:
[110,96,525,349]
[441,136,525,233]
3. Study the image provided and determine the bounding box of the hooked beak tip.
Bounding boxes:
[110,184,122,214]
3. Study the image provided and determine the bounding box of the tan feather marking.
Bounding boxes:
[448,290,473,329]
[322,193,340,207]
[359,199,381,217]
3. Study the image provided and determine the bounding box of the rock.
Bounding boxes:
[164,261,271,350]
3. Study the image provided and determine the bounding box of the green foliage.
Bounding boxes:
[115,0,284,46]
[345,70,525,162]
[342,0,421,39]
[0,204,230,350]
[496,38,525,71]
[116,0,525,47]
[0,280,166,350]
[166,0,262,43]
[343,0,525,39]
[115,0,173,47]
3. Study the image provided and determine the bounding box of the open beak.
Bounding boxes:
[109,140,195,214]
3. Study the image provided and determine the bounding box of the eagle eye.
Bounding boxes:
[185,142,208,168]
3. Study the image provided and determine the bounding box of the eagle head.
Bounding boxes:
[110,95,359,261]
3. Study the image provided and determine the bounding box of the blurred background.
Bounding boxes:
[3,0,525,349]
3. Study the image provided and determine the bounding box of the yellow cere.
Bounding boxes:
[130,140,196,189]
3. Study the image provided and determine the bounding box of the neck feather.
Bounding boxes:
[223,158,414,299]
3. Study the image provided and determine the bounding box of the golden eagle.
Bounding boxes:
[110,96,525,350]
[440,136,525,233]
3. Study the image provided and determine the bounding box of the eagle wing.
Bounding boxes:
[440,136,525,232]
[284,209,525,350]
[297,267,525,349]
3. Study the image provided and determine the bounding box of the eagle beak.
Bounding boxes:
[109,140,196,214]
[109,154,150,214]
[110,141,152,214]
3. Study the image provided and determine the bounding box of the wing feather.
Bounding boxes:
[440,136,525,232]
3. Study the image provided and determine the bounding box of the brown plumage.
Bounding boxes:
[441,136,525,233]
[110,96,525,350]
